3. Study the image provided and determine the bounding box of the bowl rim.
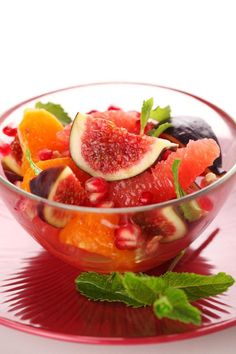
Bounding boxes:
[0,81,236,214]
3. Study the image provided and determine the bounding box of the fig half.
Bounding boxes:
[135,206,187,243]
[70,113,178,181]
[2,135,23,176]
[30,166,85,228]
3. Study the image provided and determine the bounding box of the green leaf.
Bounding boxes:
[35,102,72,126]
[75,272,143,307]
[150,122,173,138]
[140,97,154,134]
[122,272,167,306]
[150,105,171,123]
[172,159,202,221]
[154,287,201,325]
[161,272,235,301]
[25,148,42,176]
[75,271,235,326]
[172,159,185,198]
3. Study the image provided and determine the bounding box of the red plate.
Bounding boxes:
[0,186,236,345]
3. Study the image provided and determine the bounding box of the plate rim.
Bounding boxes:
[0,316,236,345]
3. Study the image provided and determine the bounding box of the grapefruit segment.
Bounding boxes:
[70,113,177,181]
[91,109,140,133]
[109,139,220,207]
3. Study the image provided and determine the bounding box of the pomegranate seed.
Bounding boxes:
[85,177,108,193]
[161,149,172,161]
[145,236,163,256]
[88,191,107,205]
[87,109,98,114]
[0,143,11,156]
[114,223,142,250]
[2,126,17,137]
[139,191,153,205]
[97,200,114,208]
[107,105,121,111]
[38,148,53,160]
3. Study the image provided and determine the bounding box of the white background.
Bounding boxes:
[0,0,236,353]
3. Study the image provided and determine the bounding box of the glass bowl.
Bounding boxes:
[0,82,236,272]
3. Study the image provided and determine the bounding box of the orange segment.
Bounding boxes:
[21,157,90,192]
[59,213,135,268]
[18,108,65,159]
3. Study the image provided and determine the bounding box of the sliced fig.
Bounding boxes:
[161,116,223,174]
[134,206,187,243]
[30,166,86,228]
[70,113,177,181]
[2,167,23,184]
[2,135,23,176]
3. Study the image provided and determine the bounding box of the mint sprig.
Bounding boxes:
[150,122,173,138]
[140,98,171,134]
[75,272,142,307]
[154,288,201,325]
[25,148,42,176]
[75,271,234,325]
[122,272,166,305]
[150,105,171,123]
[35,102,72,126]
[172,159,203,221]
[162,271,234,301]
[140,98,154,134]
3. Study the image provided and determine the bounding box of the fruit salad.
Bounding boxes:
[0,99,223,271]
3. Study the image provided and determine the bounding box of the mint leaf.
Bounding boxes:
[150,105,171,123]
[35,102,72,126]
[122,272,166,305]
[25,148,42,176]
[150,122,173,138]
[162,272,235,301]
[172,159,185,198]
[75,272,143,307]
[154,288,201,325]
[140,97,154,134]
[75,271,235,326]
[172,159,202,221]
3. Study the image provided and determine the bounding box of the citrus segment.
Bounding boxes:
[109,139,220,207]
[59,213,135,267]
[91,109,140,133]
[18,109,65,159]
[21,157,90,192]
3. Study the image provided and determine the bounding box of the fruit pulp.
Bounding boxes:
[0,105,221,271]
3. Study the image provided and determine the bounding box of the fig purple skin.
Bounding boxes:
[162,116,223,175]
[30,166,65,227]
[29,166,85,228]
[2,165,23,184]
[30,167,64,199]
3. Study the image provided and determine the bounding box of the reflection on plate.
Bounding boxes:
[0,187,236,345]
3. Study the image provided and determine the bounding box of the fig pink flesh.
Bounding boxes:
[81,118,153,174]
[70,114,176,181]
